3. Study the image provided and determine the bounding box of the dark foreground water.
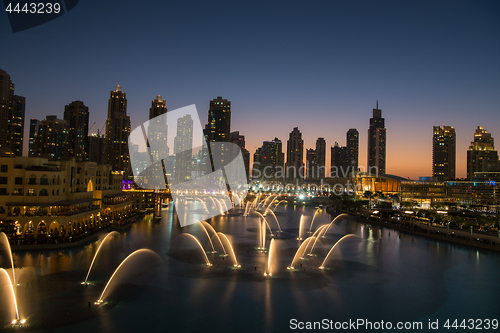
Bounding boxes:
[4,204,500,332]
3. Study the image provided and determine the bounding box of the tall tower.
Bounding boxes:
[367,101,386,174]
[33,115,69,160]
[432,125,456,181]
[28,118,40,157]
[346,128,359,173]
[306,148,317,180]
[105,85,130,173]
[0,69,25,156]
[147,95,168,161]
[315,137,326,179]
[285,127,304,183]
[64,100,89,161]
[467,126,499,180]
[207,96,231,142]
[260,138,285,182]
[230,131,250,181]
[174,114,193,182]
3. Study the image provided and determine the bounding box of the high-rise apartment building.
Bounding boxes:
[28,119,40,157]
[89,133,106,164]
[306,148,317,180]
[147,95,169,162]
[64,100,89,161]
[207,97,231,142]
[230,131,250,181]
[0,69,25,156]
[467,126,499,180]
[259,138,285,182]
[174,115,193,182]
[33,115,69,160]
[105,85,130,173]
[346,128,359,173]
[285,127,304,183]
[315,137,326,179]
[367,101,386,174]
[331,142,349,177]
[432,125,456,181]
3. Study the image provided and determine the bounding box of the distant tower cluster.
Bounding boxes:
[330,129,359,177]
[367,101,386,174]
[432,125,456,181]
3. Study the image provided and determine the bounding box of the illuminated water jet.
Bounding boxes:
[322,213,350,237]
[1,268,19,323]
[96,249,164,304]
[272,200,287,212]
[265,238,276,276]
[319,234,357,269]
[264,208,282,232]
[0,232,16,285]
[255,211,274,236]
[84,231,119,283]
[201,221,227,255]
[297,214,305,240]
[217,232,240,267]
[288,237,315,270]
[199,222,216,253]
[308,208,321,233]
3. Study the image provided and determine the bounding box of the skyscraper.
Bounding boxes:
[64,100,89,161]
[89,133,105,164]
[306,148,317,180]
[33,115,69,160]
[230,131,250,182]
[367,101,386,174]
[285,127,304,183]
[147,95,169,162]
[28,118,40,157]
[346,128,359,173]
[315,137,326,179]
[467,126,499,180]
[105,85,130,173]
[259,138,285,182]
[0,69,25,156]
[432,125,456,181]
[174,114,193,182]
[207,97,231,142]
[331,142,348,177]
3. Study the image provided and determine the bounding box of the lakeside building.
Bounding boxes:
[0,155,135,237]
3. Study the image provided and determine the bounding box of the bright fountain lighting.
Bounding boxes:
[20,319,26,324]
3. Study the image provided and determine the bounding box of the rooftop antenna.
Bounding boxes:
[376,100,379,109]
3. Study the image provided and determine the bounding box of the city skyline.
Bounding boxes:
[1,0,499,180]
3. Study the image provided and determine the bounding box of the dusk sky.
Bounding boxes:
[1,0,499,180]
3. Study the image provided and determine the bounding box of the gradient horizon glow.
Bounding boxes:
[1,0,499,180]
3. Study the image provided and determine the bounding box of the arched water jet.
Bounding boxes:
[84,231,119,283]
[0,232,16,285]
[322,213,350,237]
[319,234,357,269]
[195,197,209,212]
[272,200,287,212]
[308,208,321,233]
[201,221,227,255]
[244,201,251,216]
[0,268,19,323]
[305,224,328,255]
[217,232,240,267]
[264,208,282,233]
[95,249,165,304]
[264,238,276,276]
[287,237,315,270]
[262,195,277,215]
[199,222,216,253]
[254,211,274,236]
